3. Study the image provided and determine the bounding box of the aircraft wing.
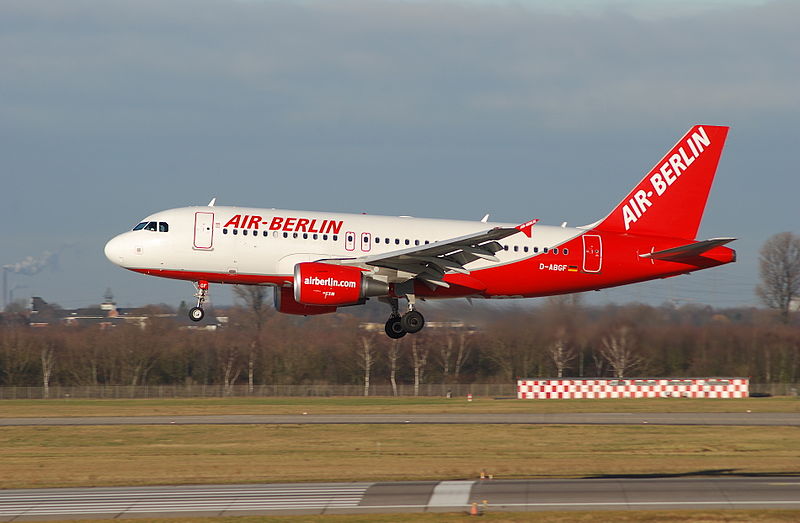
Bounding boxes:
[321,220,538,288]
[639,237,736,261]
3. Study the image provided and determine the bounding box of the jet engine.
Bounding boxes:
[294,262,389,306]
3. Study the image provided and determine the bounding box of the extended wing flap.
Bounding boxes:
[640,237,736,261]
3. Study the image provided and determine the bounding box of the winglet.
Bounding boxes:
[515,219,540,238]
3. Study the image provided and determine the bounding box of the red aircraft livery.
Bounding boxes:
[105,125,736,338]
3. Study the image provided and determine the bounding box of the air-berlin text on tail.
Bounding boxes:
[622,126,712,231]
[223,215,344,234]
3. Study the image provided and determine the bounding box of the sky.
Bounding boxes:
[1,0,797,311]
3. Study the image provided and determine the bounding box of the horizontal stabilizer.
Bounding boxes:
[639,238,736,261]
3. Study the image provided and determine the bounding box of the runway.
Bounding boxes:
[2,478,800,520]
[2,412,799,426]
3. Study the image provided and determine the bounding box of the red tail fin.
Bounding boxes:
[593,125,729,240]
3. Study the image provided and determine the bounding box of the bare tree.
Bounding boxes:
[39,336,58,399]
[233,286,271,392]
[756,232,800,323]
[548,328,575,378]
[358,335,376,396]
[437,333,453,385]
[386,338,401,397]
[410,336,430,396]
[599,325,642,378]
[452,331,472,382]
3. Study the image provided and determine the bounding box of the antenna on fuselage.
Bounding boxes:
[481,214,489,223]
[207,198,216,207]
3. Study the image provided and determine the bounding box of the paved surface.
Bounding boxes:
[1,412,799,426]
[2,478,800,520]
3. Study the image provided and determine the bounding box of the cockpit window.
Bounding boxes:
[133,222,148,231]
[145,222,157,231]
[159,222,169,232]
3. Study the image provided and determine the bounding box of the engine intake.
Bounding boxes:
[294,262,389,306]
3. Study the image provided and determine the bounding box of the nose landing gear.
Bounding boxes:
[189,280,209,322]
[382,296,425,339]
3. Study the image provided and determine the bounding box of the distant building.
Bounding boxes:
[17,294,225,330]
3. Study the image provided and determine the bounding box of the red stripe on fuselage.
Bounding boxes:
[129,231,734,298]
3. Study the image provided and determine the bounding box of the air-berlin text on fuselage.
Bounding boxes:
[223,215,344,234]
[622,126,712,231]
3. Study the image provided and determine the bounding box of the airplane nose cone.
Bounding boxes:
[104,235,126,266]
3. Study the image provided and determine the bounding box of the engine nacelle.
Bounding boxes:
[294,262,389,306]
[274,286,337,316]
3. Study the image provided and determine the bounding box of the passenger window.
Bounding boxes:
[415,240,420,246]
[264,231,269,237]
[133,222,148,231]
[375,237,380,243]
[223,229,228,235]
[405,239,410,245]
[503,245,508,251]
[534,247,539,253]
[333,235,338,241]
[159,222,169,232]
[293,232,298,238]
[385,238,390,244]
[283,232,288,238]
[313,233,318,240]
[514,246,519,252]
[323,234,328,240]
[395,239,400,245]
[303,233,308,239]
[543,247,548,253]
[553,248,559,254]
[524,246,529,253]
[233,229,238,235]
[243,230,248,236]
[563,248,569,255]
[425,240,430,244]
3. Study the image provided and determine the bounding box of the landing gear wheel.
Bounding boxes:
[401,310,425,334]
[189,307,205,322]
[385,316,407,339]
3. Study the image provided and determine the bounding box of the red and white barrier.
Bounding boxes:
[517,378,749,399]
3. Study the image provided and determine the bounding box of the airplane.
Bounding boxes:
[105,125,736,338]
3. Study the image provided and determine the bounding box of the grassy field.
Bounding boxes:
[0,396,798,417]
[66,511,800,522]
[2,397,798,521]
[2,423,799,489]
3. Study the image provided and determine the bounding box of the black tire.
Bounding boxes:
[385,316,407,339]
[189,307,205,322]
[401,310,425,334]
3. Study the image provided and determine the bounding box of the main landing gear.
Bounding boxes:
[383,296,425,339]
[189,280,209,322]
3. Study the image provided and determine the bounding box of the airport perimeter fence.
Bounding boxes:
[0,382,796,400]
[0,383,516,400]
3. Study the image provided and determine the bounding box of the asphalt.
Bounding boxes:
[2,478,800,520]
[1,412,799,426]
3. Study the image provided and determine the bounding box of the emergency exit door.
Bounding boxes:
[194,212,214,250]
[582,234,602,273]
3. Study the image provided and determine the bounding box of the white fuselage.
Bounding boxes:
[105,206,581,285]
